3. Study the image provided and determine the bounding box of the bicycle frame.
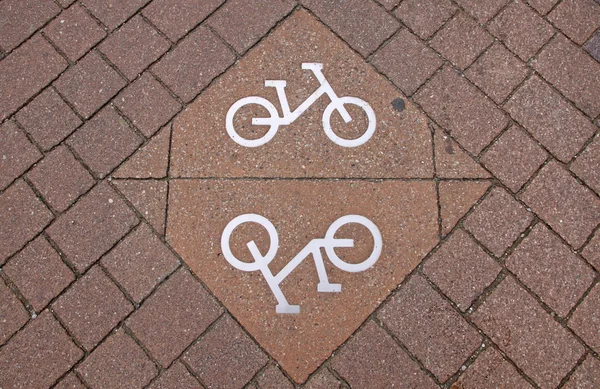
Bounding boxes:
[253,63,352,127]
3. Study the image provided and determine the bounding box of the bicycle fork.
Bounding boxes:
[247,237,354,314]
[253,63,353,127]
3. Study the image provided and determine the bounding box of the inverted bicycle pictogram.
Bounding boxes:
[221,214,382,314]
[225,63,377,148]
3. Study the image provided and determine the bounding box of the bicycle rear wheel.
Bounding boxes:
[225,97,280,147]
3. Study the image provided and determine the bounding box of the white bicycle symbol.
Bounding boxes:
[225,62,377,148]
[221,214,382,314]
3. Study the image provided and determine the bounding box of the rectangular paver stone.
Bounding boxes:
[505,75,596,162]
[454,0,510,22]
[0,180,53,264]
[0,0,60,51]
[378,274,481,382]
[568,283,600,353]
[152,26,235,102]
[46,181,138,271]
[533,34,600,118]
[520,161,600,249]
[0,34,67,121]
[472,276,585,389]
[3,235,74,312]
[394,0,457,39]
[81,0,150,31]
[44,4,106,61]
[127,269,222,367]
[15,88,82,151]
[303,0,400,57]
[207,0,295,53]
[0,311,83,389]
[548,0,600,44]
[332,321,438,389]
[183,314,268,389]
[27,145,95,212]
[99,15,170,81]
[54,51,126,118]
[52,265,133,350]
[414,65,508,155]
[0,281,29,346]
[0,121,41,191]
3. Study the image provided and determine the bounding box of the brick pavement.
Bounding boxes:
[0,0,599,388]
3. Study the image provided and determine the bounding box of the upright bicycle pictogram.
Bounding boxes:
[221,214,382,314]
[226,63,377,148]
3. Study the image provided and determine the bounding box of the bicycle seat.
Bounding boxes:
[301,62,324,70]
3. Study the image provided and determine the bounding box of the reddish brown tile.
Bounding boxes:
[451,347,534,389]
[488,0,554,61]
[332,320,437,388]
[465,42,529,104]
[0,34,67,121]
[44,4,106,61]
[0,180,53,264]
[303,0,400,57]
[371,28,443,95]
[114,73,180,137]
[430,12,493,70]
[378,275,481,381]
[454,0,510,22]
[585,31,600,60]
[439,181,492,235]
[100,16,170,81]
[152,26,235,102]
[183,314,267,388]
[256,364,294,389]
[171,10,433,179]
[480,125,547,192]
[533,34,600,118]
[0,121,41,191]
[377,0,400,10]
[81,0,150,31]
[113,179,168,235]
[569,283,600,353]
[571,134,600,195]
[394,0,457,39]
[143,0,224,42]
[520,161,600,248]
[27,145,95,212]
[507,223,595,316]
[0,311,82,389]
[54,51,127,118]
[582,230,600,270]
[414,66,508,154]
[562,355,600,389]
[526,0,560,14]
[15,88,82,151]
[54,373,86,389]
[102,223,179,302]
[3,236,74,312]
[67,105,142,178]
[464,187,533,256]
[208,0,295,54]
[147,361,202,389]
[0,281,29,346]
[46,181,138,271]
[548,0,600,45]
[471,276,585,389]
[127,269,222,367]
[52,266,133,350]
[505,75,595,162]
[424,229,501,310]
[77,328,157,389]
[434,130,490,179]
[0,0,60,51]
[112,125,170,178]
[303,369,342,389]
[168,179,438,382]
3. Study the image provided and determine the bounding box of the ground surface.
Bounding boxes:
[1,0,600,388]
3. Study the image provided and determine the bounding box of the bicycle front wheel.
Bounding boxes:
[225,97,280,147]
[322,97,376,148]
[324,215,382,273]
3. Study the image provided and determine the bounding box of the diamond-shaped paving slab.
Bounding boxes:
[167,9,442,383]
